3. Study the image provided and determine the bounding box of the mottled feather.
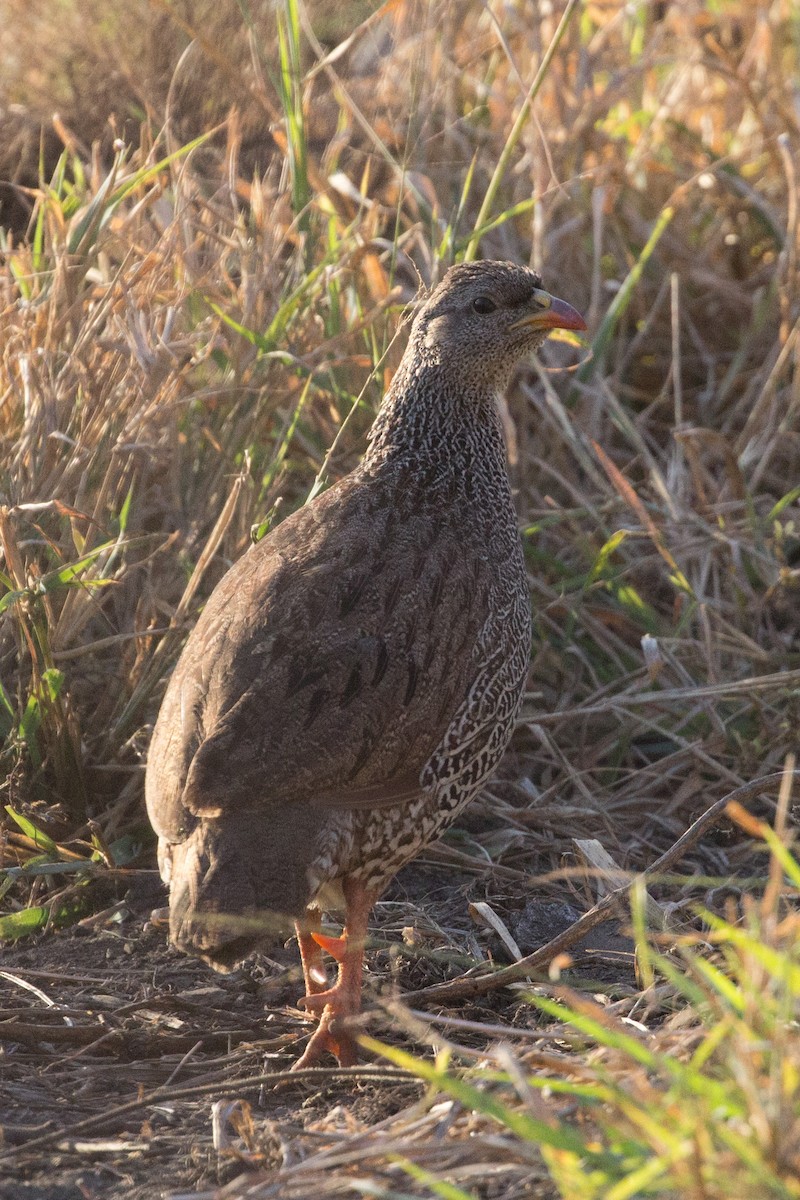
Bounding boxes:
[145,259,586,973]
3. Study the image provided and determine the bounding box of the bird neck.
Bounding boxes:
[363,358,509,477]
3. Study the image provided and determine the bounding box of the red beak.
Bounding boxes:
[510,289,587,333]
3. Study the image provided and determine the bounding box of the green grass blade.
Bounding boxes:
[574,203,675,386]
[393,1159,476,1200]
[0,905,53,940]
[768,485,800,523]
[362,1037,597,1157]
[4,806,58,851]
[67,131,216,257]
[464,0,582,260]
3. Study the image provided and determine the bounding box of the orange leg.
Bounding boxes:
[292,879,378,1071]
[295,906,328,996]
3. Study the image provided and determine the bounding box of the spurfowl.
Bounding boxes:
[145,260,586,1068]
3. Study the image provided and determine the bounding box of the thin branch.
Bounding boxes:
[400,772,800,1007]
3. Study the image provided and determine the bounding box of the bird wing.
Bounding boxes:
[146,472,496,842]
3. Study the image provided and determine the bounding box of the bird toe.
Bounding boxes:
[292,1006,359,1070]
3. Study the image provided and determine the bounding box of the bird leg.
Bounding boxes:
[292,879,378,1071]
[295,906,329,995]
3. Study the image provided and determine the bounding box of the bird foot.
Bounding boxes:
[291,882,377,1069]
[291,1003,359,1070]
[294,951,363,1067]
[299,928,360,1015]
[297,981,352,1017]
[297,987,334,1017]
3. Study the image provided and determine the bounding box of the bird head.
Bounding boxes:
[409,260,586,391]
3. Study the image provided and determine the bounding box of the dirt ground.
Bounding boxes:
[0,846,637,1200]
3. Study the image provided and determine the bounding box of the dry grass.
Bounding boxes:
[1,0,799,1197]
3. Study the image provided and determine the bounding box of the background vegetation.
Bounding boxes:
[0,1,799,1197]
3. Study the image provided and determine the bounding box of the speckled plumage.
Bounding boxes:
[145,260,585,1063]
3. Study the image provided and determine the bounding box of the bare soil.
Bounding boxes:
[0,850,636,1200]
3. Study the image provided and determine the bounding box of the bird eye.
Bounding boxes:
[472,296,497,314]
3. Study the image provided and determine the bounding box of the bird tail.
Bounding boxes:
[162,815,311,972]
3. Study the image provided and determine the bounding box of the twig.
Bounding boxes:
[401,772,800,1007]
[0,1020,257,1051]
[522,669,800,724]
